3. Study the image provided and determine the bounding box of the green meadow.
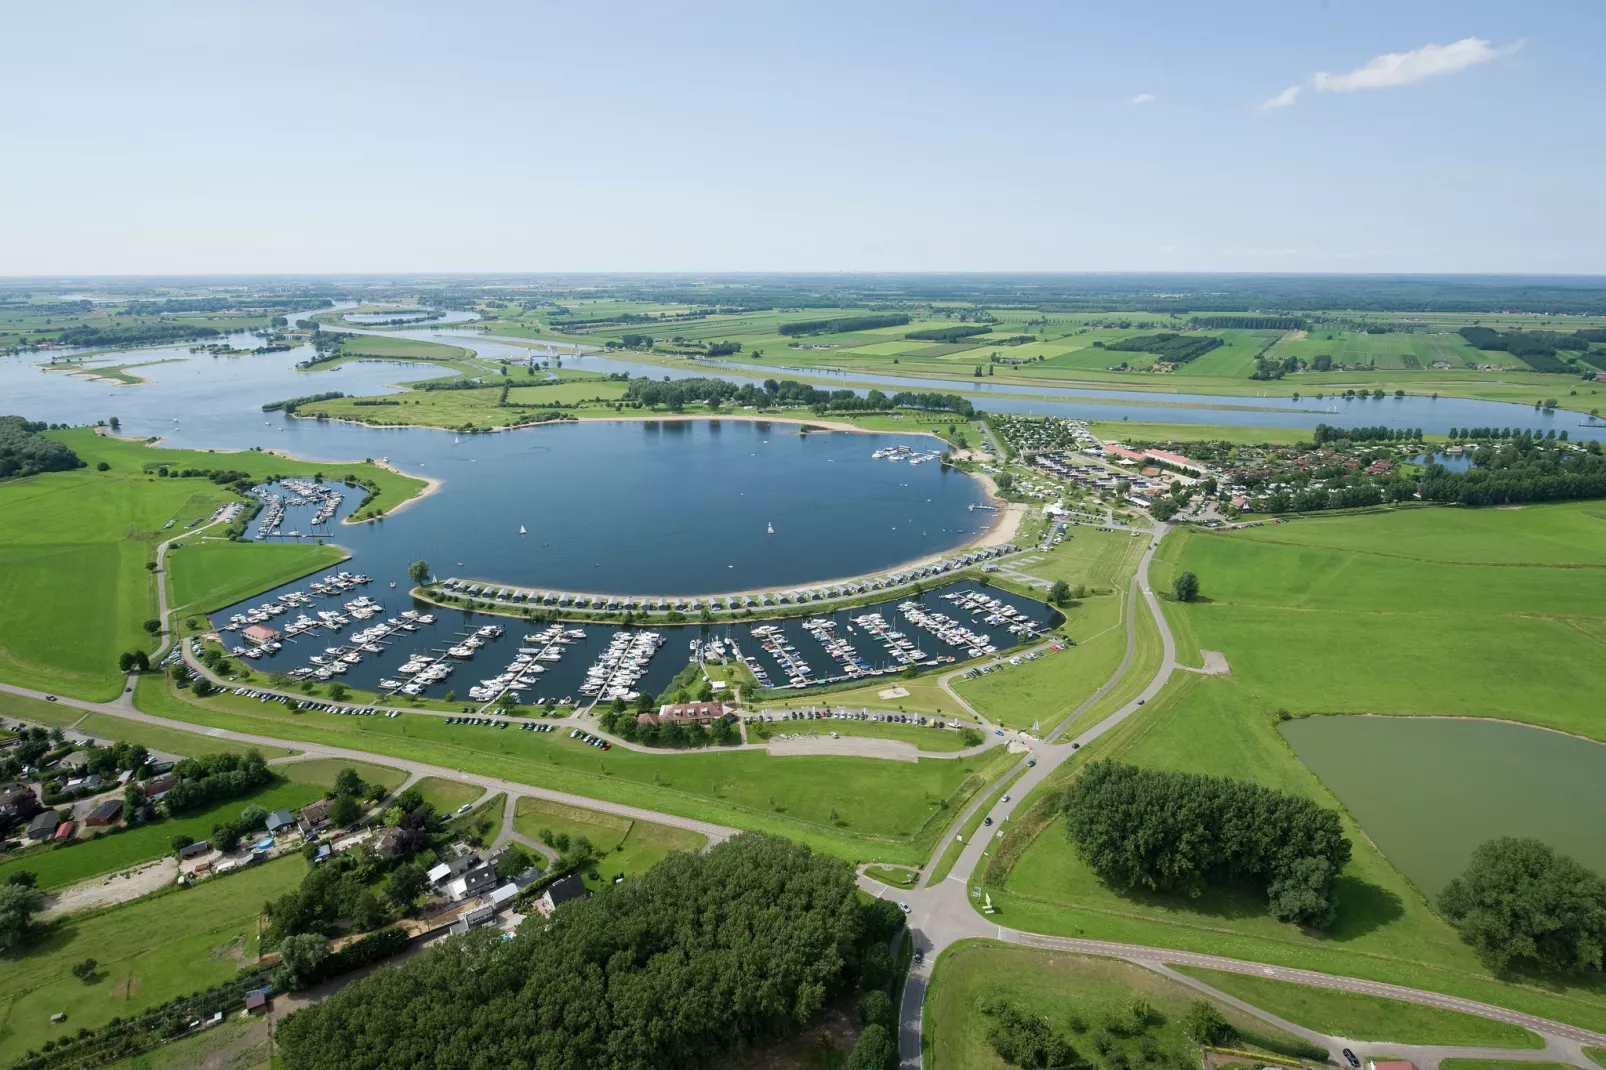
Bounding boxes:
[923,943,1313,1070]
[280,756,407,792]
[0,857,302,1064]
[411,776,483,813]
[1174,967,1541,1048]
[167,539,346,614]
[512,796,705,887]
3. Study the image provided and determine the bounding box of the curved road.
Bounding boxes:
[13,510,1606,1065]
[862,526,1606,1067]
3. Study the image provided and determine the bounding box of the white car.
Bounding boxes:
[898,901,911,913]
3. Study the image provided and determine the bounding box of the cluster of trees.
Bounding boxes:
[0,416,82,479]
[620,375,974,418]
[1440,838,1606,975]
[1098,333,1224,364]
[1311,424,1424,446]
[264,854,394,947]
[1063,762,1352,928]
[1190,316,1306,330]
[1418,440,1606,506]
[263,391,347,413]
[1459,327,1601,374]
[904,324,993,342]
[55,322,220,347]
[162,750,272,815]
[125,297,332,315]
[1449,425,1567,441]
[277,834,893,1070]
[779,313,911,336]
[597,705,741,748]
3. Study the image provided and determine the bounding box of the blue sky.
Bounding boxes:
[2,0,1600,275]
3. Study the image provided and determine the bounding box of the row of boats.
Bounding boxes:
[579,630,664,702]
[871,444,943,465]
[285,609,438,680]
[463,624,584,704]
[251,478,346,539]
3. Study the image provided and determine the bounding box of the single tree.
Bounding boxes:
[1173,570,1200,602]
[846,1024,897,1070]
[387,862,429,912]
[276,932,331,989]
[496,844,533,881]
[1049,579,1071,606]
[0,883,47,951]
[328,794,362,828]
[71,957,98,983]
[332,767,364,798]
[408,560,430,584]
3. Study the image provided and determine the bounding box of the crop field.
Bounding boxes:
[1174,966,1541,1047]
[512,796,705,886]
[1267,329,1483,370]
[0,777,322,890]
[923,943,1311,1070]
[130,674,1016,863]
[167,539,346,614]
[0,856,301,1064]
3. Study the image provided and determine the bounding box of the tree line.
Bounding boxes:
[1418,440,1606,506]
[778,313,910,336]
[55,322,220,348]
[1096,333,1223,364]
[621,375,974,417]
[161,750,272,815]
[262,391,347,413]
[0,416,83,479]
[1063,762,1352,928]
[276,833,900,1070]
[1189,316,1306,330]
[1459,327,1602,375]
[1311,424,1425,445]
[904,324,993,342]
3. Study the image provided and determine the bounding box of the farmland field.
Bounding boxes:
[0,857,302,1063]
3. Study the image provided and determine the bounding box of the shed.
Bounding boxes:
[179,840,210,859]
[53,819,76,842]
[27,809,61,840]
[264,810,295,834]
[86,799,124,826]
[244,990,269,1015]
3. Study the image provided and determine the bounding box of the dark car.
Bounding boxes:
[983,817,993,826]
[1342,1050,1359,1068]
[1071,742,1080,750]
[914,947,924,964]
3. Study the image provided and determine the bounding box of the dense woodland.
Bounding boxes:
[1458,326,1603,374]
[0,417,82,479]
[1063,762,1352,928]
[1418,439,1606,505]
[904,324,993,342]
[1440,838,1606,976]
[778,313,910,336]
[1097,333,1223,364]
[276,834,900,1070]
[54,322,220,347]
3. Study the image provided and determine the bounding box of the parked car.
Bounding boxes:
[1342,1050,1360,1068]
[914,947,924,964]
[983,817,993,826]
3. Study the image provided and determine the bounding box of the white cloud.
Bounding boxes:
[1158,244,1177,254]
[1263,36,1521,110]
[1314,37,1521,92]
[1260,84,1303,110]
[1129,92,1157,106]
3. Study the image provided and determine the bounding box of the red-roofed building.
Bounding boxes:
[1103,443,1146,463]
[242,624,279,647]
[639,701,730,726]
[52,819,76,842]
[1143,449,1206,475]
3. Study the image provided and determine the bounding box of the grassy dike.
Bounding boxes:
[130,673,1014,866]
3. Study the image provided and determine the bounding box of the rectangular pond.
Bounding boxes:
[1281,715,1606,901]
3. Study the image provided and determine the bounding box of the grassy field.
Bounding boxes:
[923,942,1313,1070]
[167,539,346,615]
[279,757,407,792]
[74,711,299,759]
[512,796,705,888]
[863,864,919,889]
[1159,503,1606,740]
[746,714,976,752]
[927,767,1026,884]
[311,377,631,430]
[0,777,322,890]
[412,775,483,813]
[0,856,301,1063]
[102,1015,271,1070]
[131,674,1013,864]
[0,429,425,700]
[1,690,96,729]
[1174,966,1541,1047]
[336,334,470,361]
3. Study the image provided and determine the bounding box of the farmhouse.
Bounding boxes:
[298,797,333,835]
[533,874,590,918]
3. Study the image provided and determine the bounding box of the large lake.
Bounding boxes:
[1282,715,1606,900]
